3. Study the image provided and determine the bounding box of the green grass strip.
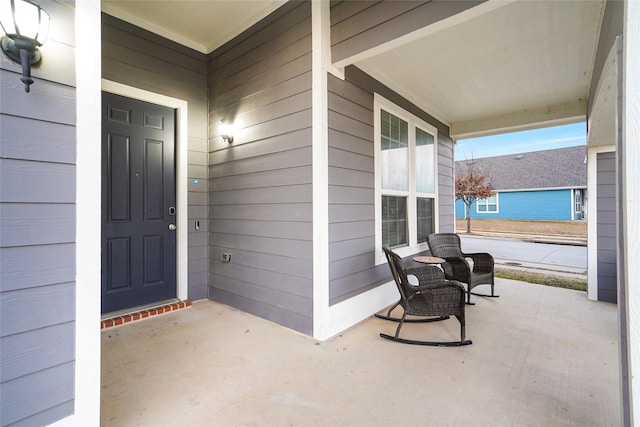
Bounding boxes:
[495,268,587,292]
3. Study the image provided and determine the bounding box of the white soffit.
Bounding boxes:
[101,0,287,54]
[355,0,604,137]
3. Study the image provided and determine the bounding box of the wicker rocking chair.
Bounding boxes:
[427,233,498,305]
[376,246,471,346]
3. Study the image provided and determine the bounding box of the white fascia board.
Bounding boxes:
[587,37,617,148]
[451,100,587,140]
[496,186,587,193]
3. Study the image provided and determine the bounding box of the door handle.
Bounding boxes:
[168,224,177,231]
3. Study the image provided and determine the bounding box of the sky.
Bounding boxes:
[454,122,587,161]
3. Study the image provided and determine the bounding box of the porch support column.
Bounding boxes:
[621,0,640,423]
[60,0,102,425]
[311,0,330,340]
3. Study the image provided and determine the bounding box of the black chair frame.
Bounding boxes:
[377,246,471,347]
[427,233,498,305]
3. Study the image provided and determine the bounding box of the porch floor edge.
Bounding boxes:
[101,300,192,330]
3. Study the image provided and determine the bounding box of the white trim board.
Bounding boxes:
[570,189,576,221]
[52,1,102,425]
[496,186,587,193]
[326,281,398,339]
[622,0,640,420]
[311,0,330,340]
[101,80,189,302]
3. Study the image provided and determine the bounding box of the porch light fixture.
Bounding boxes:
[220,117,234,143]
[0,0,50,93]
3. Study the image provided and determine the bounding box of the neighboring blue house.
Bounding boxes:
[455,146,587,221]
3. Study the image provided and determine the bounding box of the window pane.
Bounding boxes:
[416,128,434,146]
[382,195,408,247]
[477,195,497,213]
[416,197,434,243]
[381,110,408,191]
[488,194,497,212]
[415,127,435,193]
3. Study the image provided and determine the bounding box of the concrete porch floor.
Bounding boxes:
[101,278,620,426]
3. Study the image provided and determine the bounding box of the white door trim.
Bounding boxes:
[101,80,189,301]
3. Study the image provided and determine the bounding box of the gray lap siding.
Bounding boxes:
[328,66,454,306]
[102,13,210,300]
[330,0,484,65]
[207,1,314,334]
[597,152,617,303]
[0,1,77,424]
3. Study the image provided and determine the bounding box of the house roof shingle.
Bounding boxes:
[455,145,587,191]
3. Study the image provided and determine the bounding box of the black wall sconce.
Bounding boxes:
[0,0,50,93]
[220,117,234,143]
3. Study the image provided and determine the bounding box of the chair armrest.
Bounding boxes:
[407,267,466,296]
[439,256,469,279]
[462,252,494,271]
[407,265,445,283]
[419,280,467,294]
[405,266,448,292]
[441,256,468,264]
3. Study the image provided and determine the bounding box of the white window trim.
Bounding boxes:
[573,189,584,215]
[476,193,499,214]
[374,94,438,265]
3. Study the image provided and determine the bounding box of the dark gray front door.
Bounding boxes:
[101,92,177,314]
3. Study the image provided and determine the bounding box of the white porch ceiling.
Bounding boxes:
[100,0,607,140]
[101,0,287,54]
[350,0,605,139]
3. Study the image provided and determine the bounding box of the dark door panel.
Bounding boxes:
[102,92,176,314]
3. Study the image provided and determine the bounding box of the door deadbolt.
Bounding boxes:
[169,207,176,216]
[168,224,177,231]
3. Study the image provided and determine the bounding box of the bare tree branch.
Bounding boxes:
[455,159,494,233]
